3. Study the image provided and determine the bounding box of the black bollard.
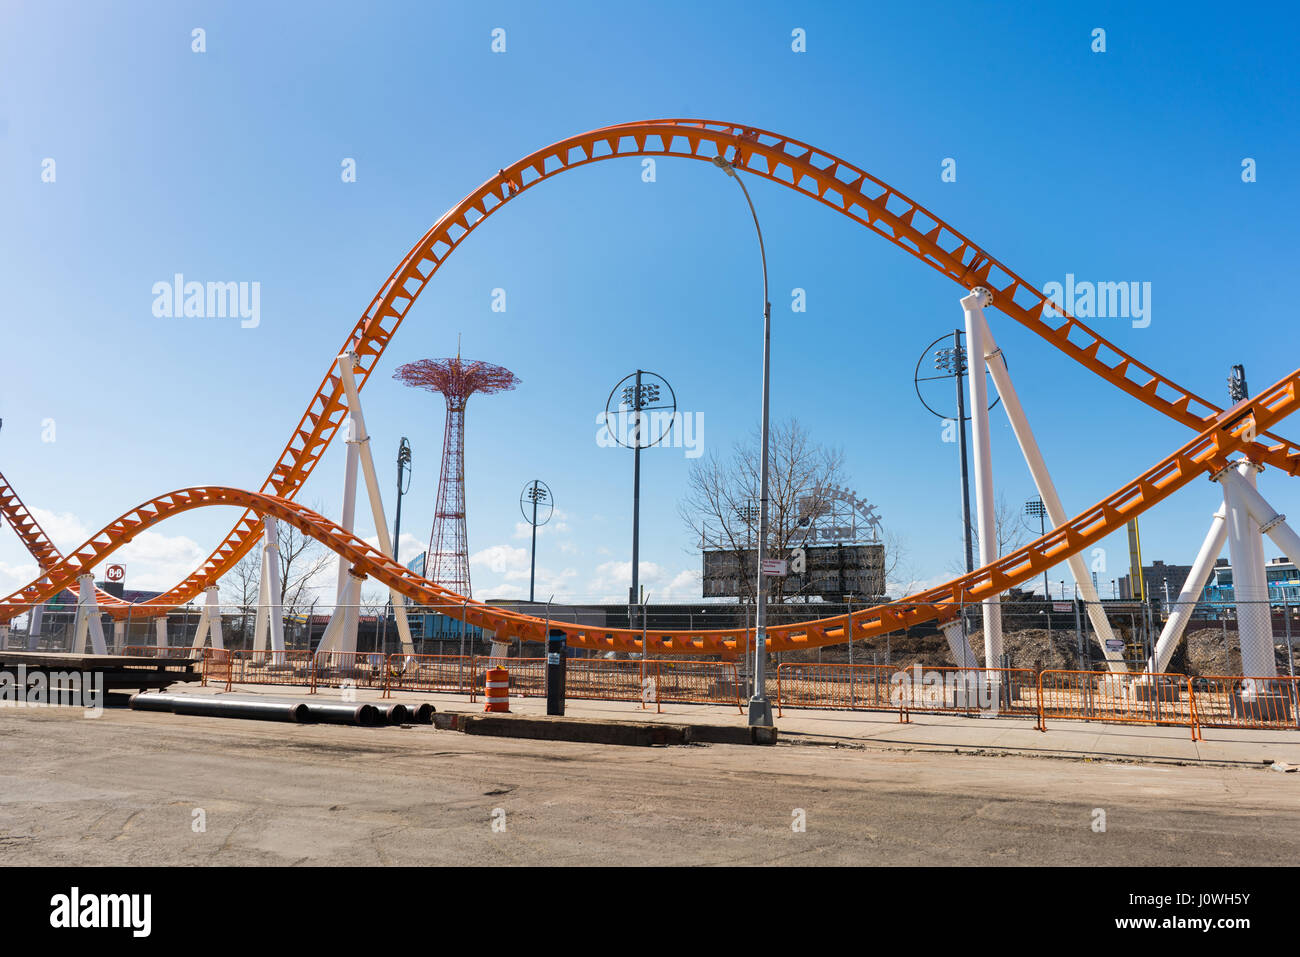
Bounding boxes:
[546,630,567,716]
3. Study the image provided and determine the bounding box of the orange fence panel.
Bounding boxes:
[1190,675,1298,733]
[202,648,233,690]
[893,665,1039,720]
[309,651,389,694]
[226,649,314,689]
[644,660,743,713]
[385,654,475,697]
[563,659,644,703]
[471,657,546,703]
[1038,670,1195,737]
[776,663,902,717]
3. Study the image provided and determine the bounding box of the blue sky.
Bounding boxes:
[1,0,1298,606]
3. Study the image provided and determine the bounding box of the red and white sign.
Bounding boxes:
[106,564,126,582]
[761,558,788,577]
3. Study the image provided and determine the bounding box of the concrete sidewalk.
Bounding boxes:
[166,681,1300,769]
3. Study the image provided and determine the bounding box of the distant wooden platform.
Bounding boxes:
[0,651,200,691]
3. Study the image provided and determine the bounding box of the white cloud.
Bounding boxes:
[28,508,90,552]
[586,560,700,603]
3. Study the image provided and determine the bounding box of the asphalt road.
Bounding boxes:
[1,706,1297,866]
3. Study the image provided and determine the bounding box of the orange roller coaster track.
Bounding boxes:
[2,118,1298,654]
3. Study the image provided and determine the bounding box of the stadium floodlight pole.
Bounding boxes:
[604,370,675,626]
[712,152,774,728]
[519,480,553,603]
[1024,497,1049,599]
[393,437,412,555]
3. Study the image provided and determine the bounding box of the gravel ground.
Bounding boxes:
[0,705,1296,866]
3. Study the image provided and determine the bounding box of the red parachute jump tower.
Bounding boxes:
[393,354,520,598]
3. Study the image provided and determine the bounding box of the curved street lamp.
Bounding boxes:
[712,153,774,728]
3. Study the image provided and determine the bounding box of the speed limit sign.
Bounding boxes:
[106,564,125,582]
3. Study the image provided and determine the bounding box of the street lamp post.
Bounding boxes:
[713,152,774,728]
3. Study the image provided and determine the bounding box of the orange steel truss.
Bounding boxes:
[3,119,1299,657]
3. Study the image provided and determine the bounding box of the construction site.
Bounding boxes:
[1,9,1296,935]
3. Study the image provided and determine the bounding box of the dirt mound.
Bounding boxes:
[961,628,1102,672]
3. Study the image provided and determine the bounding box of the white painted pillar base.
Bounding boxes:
[190,585,226,651]
[253,516,286,654]
[941,619,980,670]
[112,620,126,654]
[154,616,169,650]
[72,574,108,655]
[315,571,363,658]
[28,591,45,650]
[1220,461,1275,678]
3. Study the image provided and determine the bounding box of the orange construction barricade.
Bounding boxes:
[484,666,510,712]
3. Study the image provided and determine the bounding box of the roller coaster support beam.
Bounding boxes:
[1219,466,1300,575]
[72,573,108,655]
[1218,464,1300,680]
[315,568,363,657]
[941,618,980,670]
[1218,460,1276,678]
[189,585,226,652]
[154,616,168,650]
[27,577,45,650]
[970,307,1125,671]
[1146,503,1228,674]
[336,351,415,656]
[335,412,361,628]
[112,620,125,653]
[252,516,285,654]
[961,287,1003,678]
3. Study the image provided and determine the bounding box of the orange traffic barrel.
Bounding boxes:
[484,666,510,712]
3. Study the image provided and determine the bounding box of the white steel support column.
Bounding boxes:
[72,574,108,655]
[970,310,1124,671]
[1219,467,1300,575]
[1146,504,1228,674]
[961,287,1002,672]
[190,585,225,651]
[335,413,361,606]
[27,575,45,650]
[1219,461,1275,678]
[941,619,980,669]
[253,516,285,654]
[336,352,415,655]
[154,616,169,650]
[315,569,362,658]
[112,620,126,654]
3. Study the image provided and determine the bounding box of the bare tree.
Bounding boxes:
[217,506,335,629]
[947,491,1030,576]
[679,418,856,604]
